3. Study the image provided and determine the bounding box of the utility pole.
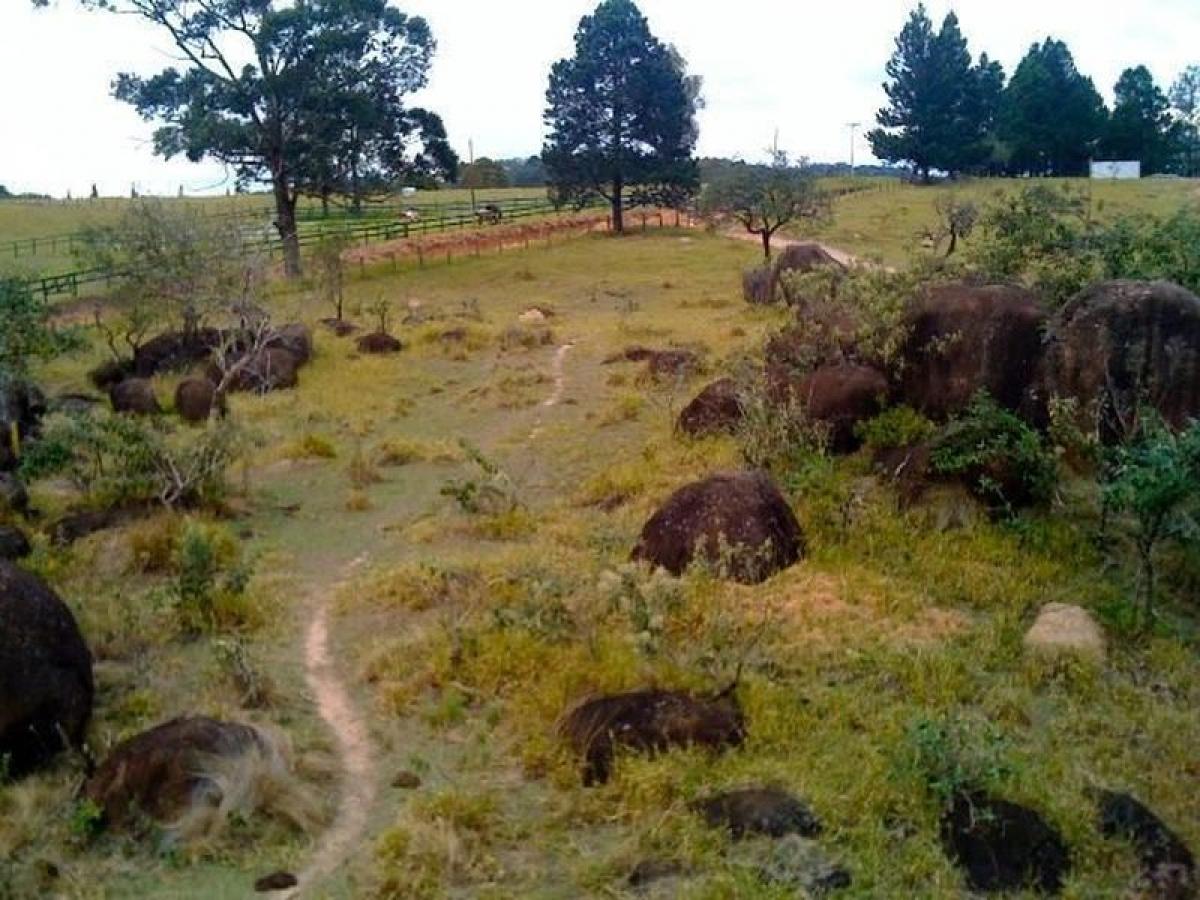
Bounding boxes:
[846,122,861,175]
[468,138,477,213]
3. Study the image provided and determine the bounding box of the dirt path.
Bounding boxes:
[287,553,376,897]
[541,342,575,408]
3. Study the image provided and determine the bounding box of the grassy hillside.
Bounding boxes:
[802,177,1199,266]
[3,227,1197,897]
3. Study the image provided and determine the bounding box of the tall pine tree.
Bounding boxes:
[869,6,1002,180]
[542,0,699,232]
[998,39,1108,176]
[1105,66,1177,174]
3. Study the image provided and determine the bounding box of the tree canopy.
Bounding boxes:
[701,155,829,259]
[459,158,509,189]
[542,0,699,232]
[44,0,455,276]
[998,39,1107,176]
[868,5,1004,180]
[1103,66,1177,174]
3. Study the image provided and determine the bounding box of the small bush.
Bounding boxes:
[734,380,829,476]
[285,433,337,460]
[903,713,1015,804]
[22,411,247,509]
[931,392,1057,512]
[171,519,253,634]
[856,405,936,451]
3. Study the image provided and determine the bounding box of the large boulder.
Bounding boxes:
[269,323,313,366]
[795,364,889,453]
[898,283,1045,421]
[940,791,1070,895]
[693,787,822,839]
[356,332,403,355]
[0,525,31,560]
[0,379,47,470]
[1045,280,1200,441]
[743,243,847,306]
[110,378,161,415]
[209,347,300,393]
[0,561,93,776]
[0,472,29,516]
[632,470,805,584]
[84,716,288,834]
[134,328,223,378]
[174,377,219,424]
[678,378,745,438]
[559,688,745,786]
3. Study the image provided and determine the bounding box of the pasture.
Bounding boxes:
[3,173,1200,898]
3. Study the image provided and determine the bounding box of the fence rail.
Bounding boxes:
[19,196,600,302]
[1,194,557,262]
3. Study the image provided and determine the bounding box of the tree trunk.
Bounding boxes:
[761,229,772,260]
[611,184,624,234]
[272,175,301,279]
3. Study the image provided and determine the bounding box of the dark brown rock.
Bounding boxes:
[254,871,298,893]
[211,347,300,393]
[693,787,822,839]
[319,318,360,337]
[269,323,313,366]
[605,346,700,379]
[392,770,422,789]
[1097,790,1195,900]
[677,378,745,437]
[0,379,47,470]
[110,378,161,415]
[0,561,93,776]
[898,283,1046,422]
[632,470,805,584]
[88,358,133,391]
[174,377,218,424]
[1045,280,1200,442]
[84,716,275,830]
[0,525,32,560]
[796,364,889,453]
[940,791,1070,895]
[134,328,223,377]
[560,687,745,786]
[744,243,847,305]
[356,332,403,354]
[0,473,28,516]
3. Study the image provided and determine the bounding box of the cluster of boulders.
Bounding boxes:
[92,322,314,425]
[682,278,1200,479]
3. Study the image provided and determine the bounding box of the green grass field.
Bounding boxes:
[2,190,1199,897]
[803,176,1200,266]
[0,187,547,278]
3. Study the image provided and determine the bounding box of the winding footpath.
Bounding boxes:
[288,553,376,897]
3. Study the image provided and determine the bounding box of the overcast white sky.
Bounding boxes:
[3,0,1198,197]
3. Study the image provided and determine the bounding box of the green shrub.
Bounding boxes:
[1101,414,1200,626]
[904,713,1015,804]
[21,411,247,508]
[856,405,936,451]
[931,392,1057,512]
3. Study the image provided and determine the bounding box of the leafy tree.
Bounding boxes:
[1102,415,1200,627]
[78,203,264,347]
[998,39,1108,176]
[869,6,1003,180]
[542,0,700,232]
[40,0,451,277]
[498,156,548,187]
[1168,65,1200,175]
[1103,66,1177,174]
[0,278,76,379]
[0,186,10,199]
[700,156,829,259]
[459,158,510,189]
